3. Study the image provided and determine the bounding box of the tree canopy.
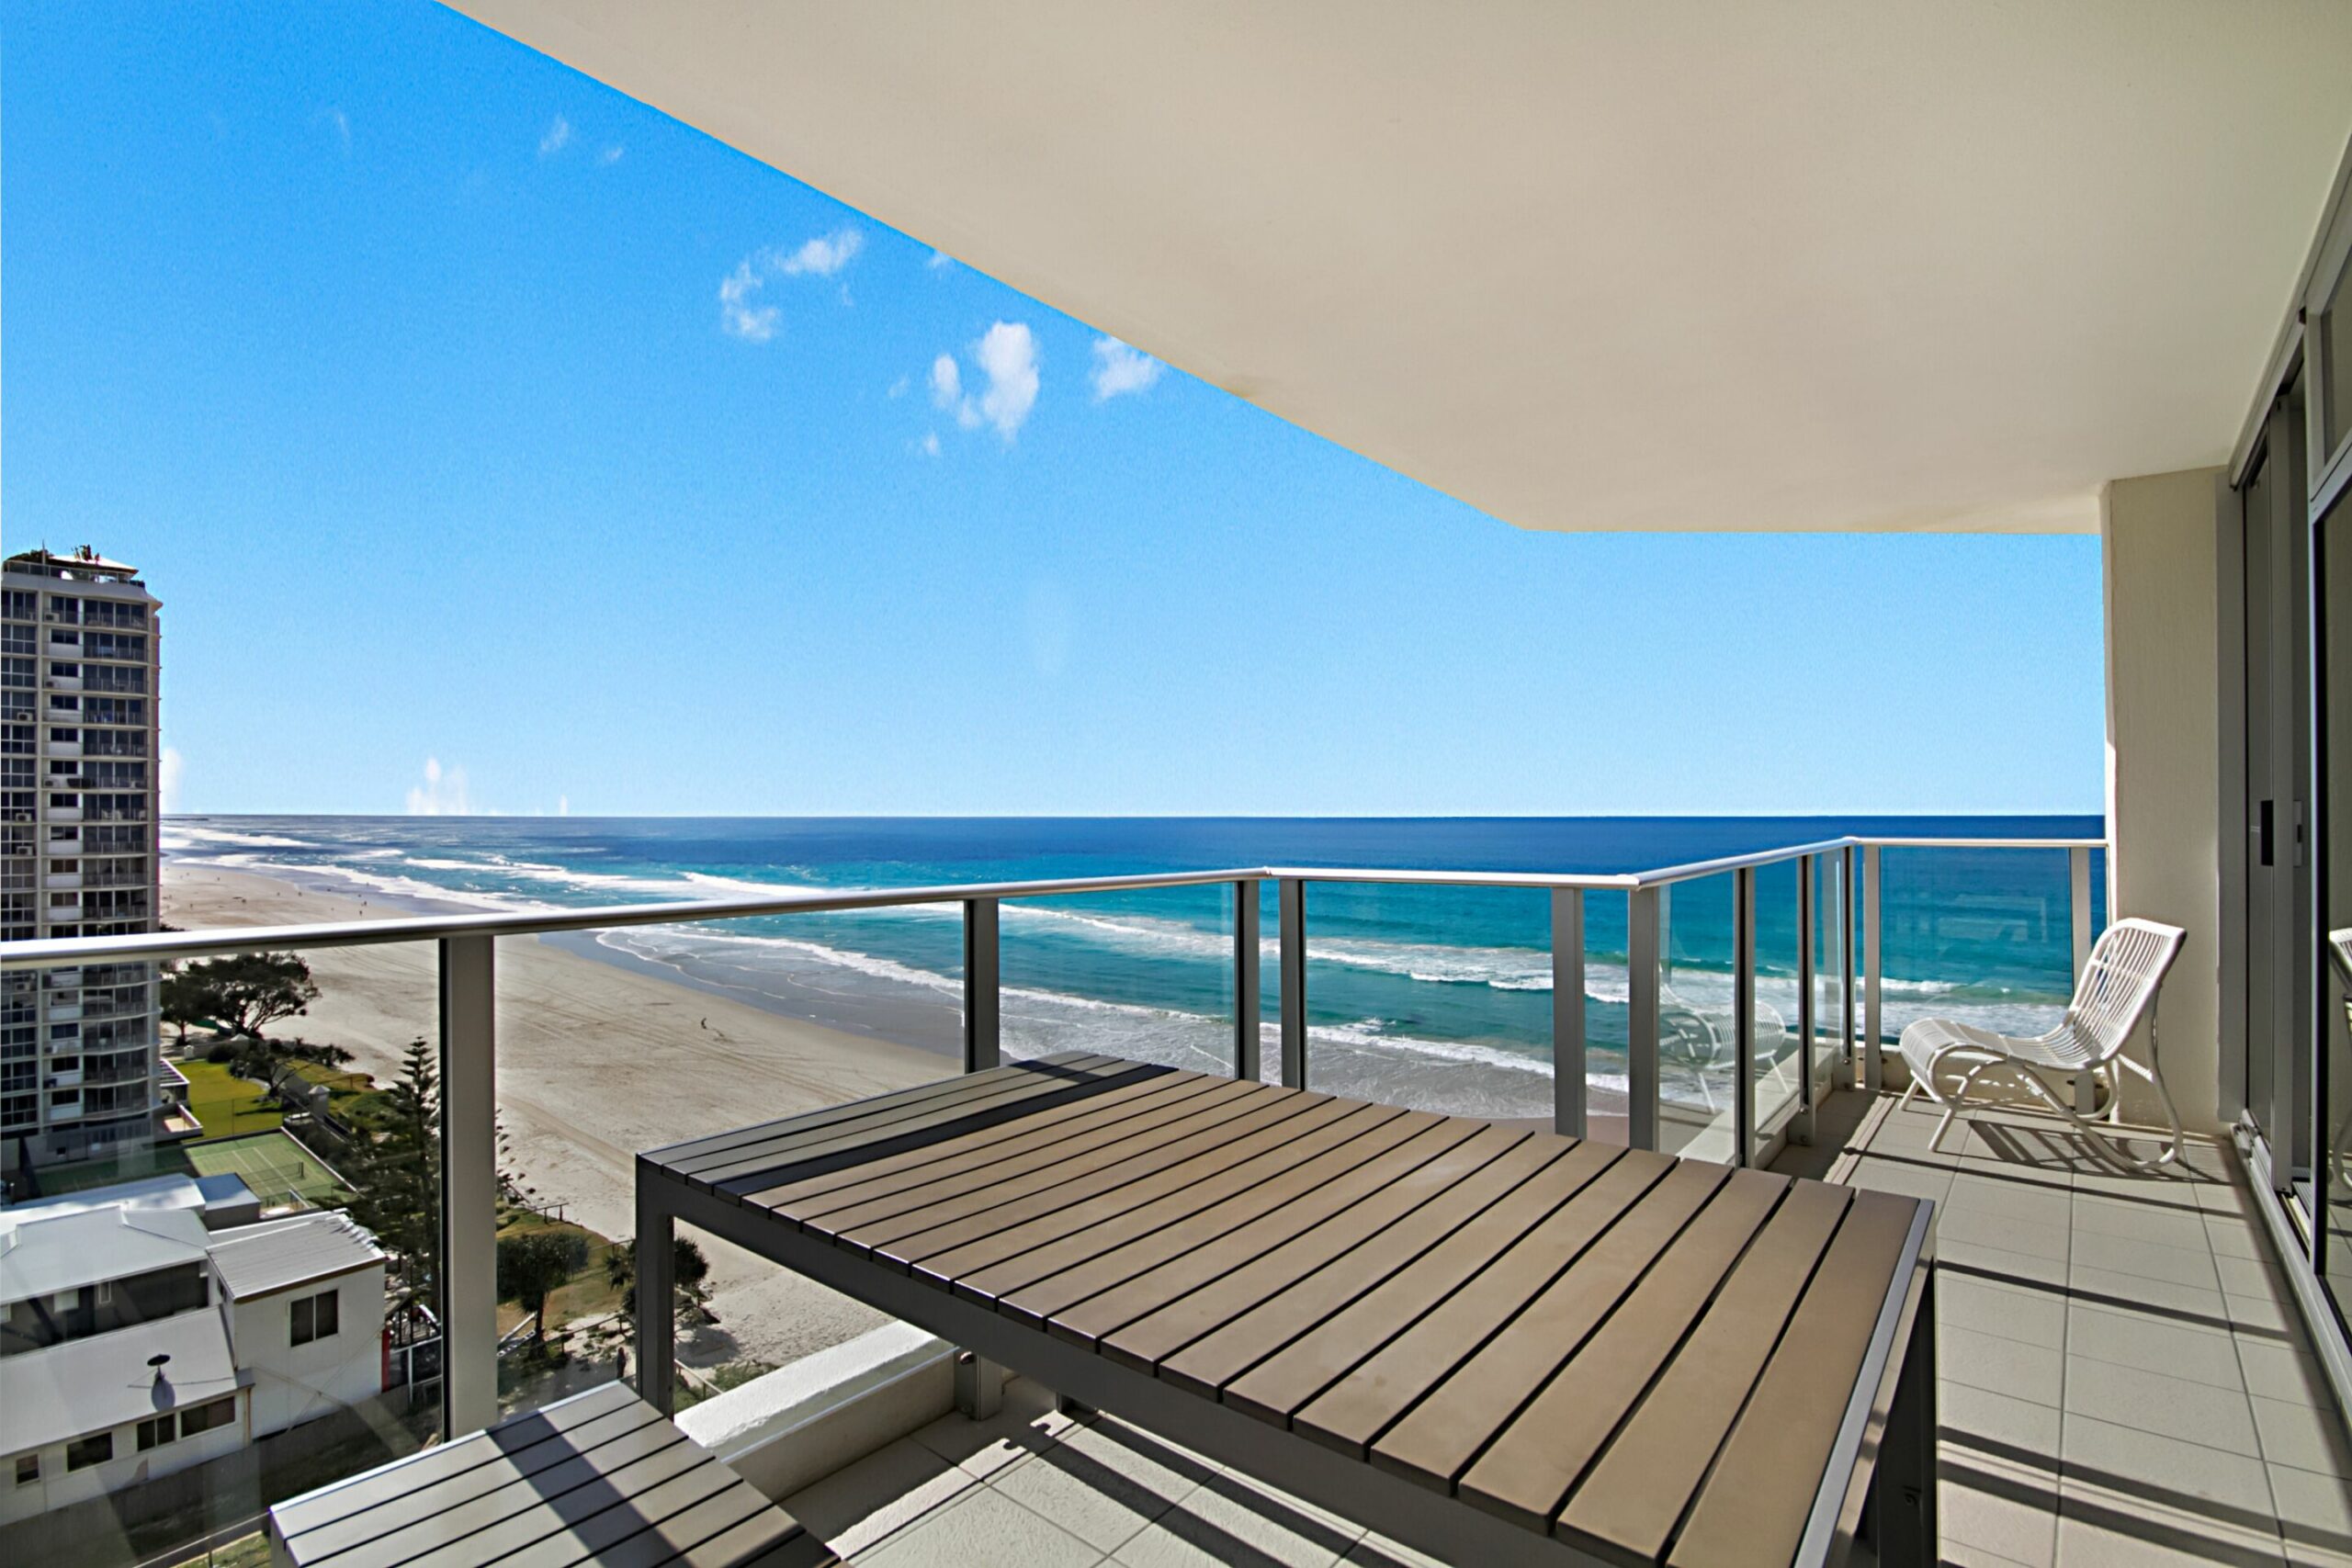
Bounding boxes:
[497,1230,589,1344]
[163,953,320,1039]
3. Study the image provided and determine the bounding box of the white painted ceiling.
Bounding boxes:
[451,1,2352,532]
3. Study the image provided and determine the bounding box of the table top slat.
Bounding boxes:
[1000,1108,1448,1330]
[501,1469,787,1568]
[1221,1138,1626,1427]
[336,1436,712,1568]
[1046,1116,1490,1350]
[1095,1125,1527,1374]
[692,1062,1165,1194]
[1156,1133,1573,1400]
[1368,1158,1733,1490]
[1555,1180,1853,1562]
[645,1055,1097,1168]
[284,1403,677,1561]
[270,1381,649,1539]
[1667,1190,1924,1568]
[907,1096,1370,1291]
[959,1102,1420,1311]
[797,1079,1269,1247]
[1290,1145,1677,1459]
[859,1089,1327,1273]
[752,1071,1234,1215]
[1455,1168,1793,1534]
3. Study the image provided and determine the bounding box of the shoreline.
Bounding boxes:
[162,862,947,1369]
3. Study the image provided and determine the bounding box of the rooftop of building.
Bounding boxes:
[201,1210,385,1302]
[0,1306,241,1457]
[0,1172,259,1231]
[0,1206,211,1304]
[3,546,149,592]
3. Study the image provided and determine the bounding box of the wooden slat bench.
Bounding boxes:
[637,1053,1937,1568]
[266,1381,829,1568]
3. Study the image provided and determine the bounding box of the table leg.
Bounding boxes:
[637,1176,676,1416]
[1871,1270,1939,1567]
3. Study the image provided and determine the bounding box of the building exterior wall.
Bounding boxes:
[230,1267,389,1438]
[0,551,162,1172]
[2101,467,2229,1132]
[0,1390,247,1529]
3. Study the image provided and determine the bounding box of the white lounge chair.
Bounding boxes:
[1896,917,2188,1168]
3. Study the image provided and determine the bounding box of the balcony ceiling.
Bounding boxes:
[450,1,2352,533]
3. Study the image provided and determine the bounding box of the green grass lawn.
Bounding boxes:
[176,1058,286,1139]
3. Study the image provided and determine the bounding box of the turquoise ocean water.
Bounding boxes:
[163,816,2103,1121]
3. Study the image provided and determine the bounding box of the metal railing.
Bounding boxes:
[0,831,2100,1435]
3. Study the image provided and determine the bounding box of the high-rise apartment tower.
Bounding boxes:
[1,547,163,1171]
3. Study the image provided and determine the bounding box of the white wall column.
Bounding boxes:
[2101,467,2227,1132]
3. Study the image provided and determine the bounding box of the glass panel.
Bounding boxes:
[1282,882,1555,1121]
[1752,862,1804,1143]
[506,904,969,1420]
[2316,490,2352,1322]
[1813,853,1848,1089]
[1877,846,2098,1048]
[2,942,442,1564]
[2324,254,2352,462]
[999,883,1237,1075]
[1657,872,1737,1163]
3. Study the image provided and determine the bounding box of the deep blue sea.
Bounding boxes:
[164,815,2103,1122]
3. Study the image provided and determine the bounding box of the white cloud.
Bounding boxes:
[159,747,185,813]
[1090,336,1164,400]
[970,321,1040,440]
[930,354,963,409]
[405,757,477,816]
[718,259,780,342]
[598,145,624,165]
[539,115,571,155]
[326,107,351,154]
[927,324,1040,440]
[715,230,865,342]
[921,432,941,457]
[887,375,910,400]
[774,229,862,277]
[558,794,571,816]
[927,250,954,270]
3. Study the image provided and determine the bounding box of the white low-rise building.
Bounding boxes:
[0,1199,385,1525]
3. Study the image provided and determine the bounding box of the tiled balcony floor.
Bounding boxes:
[778,1092,2352,1568]
[1816,1091,2352,1568]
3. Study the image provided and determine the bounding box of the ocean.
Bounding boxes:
[161,815,2103,1124]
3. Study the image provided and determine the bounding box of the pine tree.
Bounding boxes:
[349,1035,442,1303]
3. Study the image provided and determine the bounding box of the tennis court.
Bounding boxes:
[186,1132,351,1206]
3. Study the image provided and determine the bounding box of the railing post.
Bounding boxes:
[437,934,498,1439]
[1278,878,1307,1089]
[1551,887,1587,1139]
[1734,867,1756,1168]
[1794,855,1816,1148]
[2070,844,2095,1113]
[1842,845,1857,1084]
[1626,886,1660,1150]
[635,1174,674,1416]
[1863,844,1883,1093]
[963,897,1000,1073]
[1233,880,1261,1081]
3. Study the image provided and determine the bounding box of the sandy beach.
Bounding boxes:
[164,863,953,1369]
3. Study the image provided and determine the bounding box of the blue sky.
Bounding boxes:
[3,2,2106,818]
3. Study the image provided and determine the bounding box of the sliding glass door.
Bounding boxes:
[2244,378,2313,1208]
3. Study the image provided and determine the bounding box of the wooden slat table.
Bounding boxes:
[266,1382,827,1568]
[637,1054,1936,1568]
